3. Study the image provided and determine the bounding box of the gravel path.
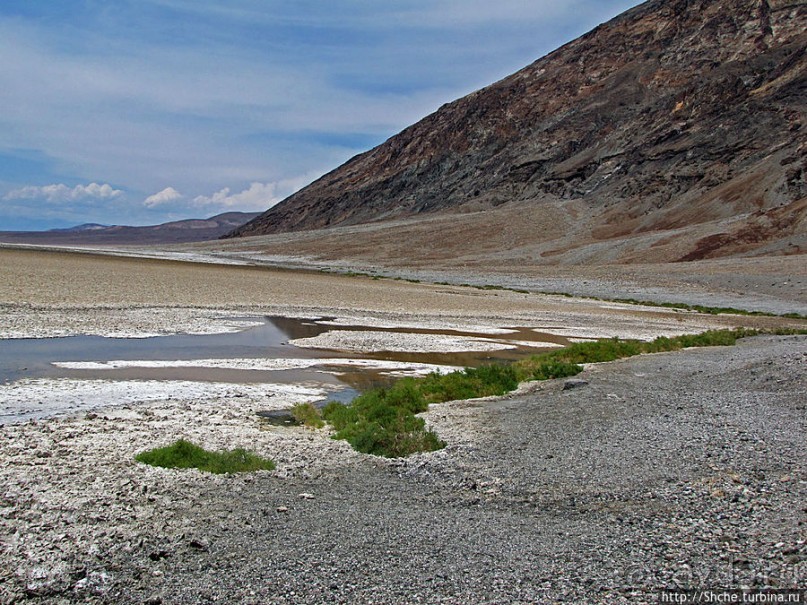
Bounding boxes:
[1,335,804,604]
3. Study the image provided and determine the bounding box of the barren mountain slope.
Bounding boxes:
[228,0,806,263]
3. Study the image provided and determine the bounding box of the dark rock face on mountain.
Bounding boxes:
[0,212,260,246]
[229,0,806,262]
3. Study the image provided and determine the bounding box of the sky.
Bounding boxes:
[0,0,641,231]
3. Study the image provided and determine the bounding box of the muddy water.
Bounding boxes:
[0,316,569,417]
[0,317,320,384]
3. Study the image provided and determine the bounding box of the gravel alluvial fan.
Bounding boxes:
[229,0,807,264]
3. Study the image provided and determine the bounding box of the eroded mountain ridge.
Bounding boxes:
[229,0,806,263]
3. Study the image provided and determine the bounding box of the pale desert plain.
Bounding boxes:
[0,246,805,604]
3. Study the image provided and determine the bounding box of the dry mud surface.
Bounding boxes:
[0,248,805,603]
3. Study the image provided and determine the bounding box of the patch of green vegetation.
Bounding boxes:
[471,284,530,294]
[518,360,584,381]
[515,327,806,372]
[135,439,275,474]
[419,365,520,403]
[514,328,762,375]
[538,291,807,320]
[290,402,325,429]
[610,298,781,317]
[321,378,441,458]
[320,364,543,458]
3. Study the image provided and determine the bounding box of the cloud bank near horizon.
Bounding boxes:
[4,183,122,204]
[0,0,641,230]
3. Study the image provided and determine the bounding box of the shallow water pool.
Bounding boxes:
[0,315,568,423]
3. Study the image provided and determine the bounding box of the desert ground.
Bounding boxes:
[176,202,807,317]
[0,246,804,604]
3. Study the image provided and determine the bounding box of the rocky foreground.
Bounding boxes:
[1,334,804,604]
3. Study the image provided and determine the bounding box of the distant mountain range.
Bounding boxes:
[0,212,260,246]
[48,223,111,233]
[226,0,806,264]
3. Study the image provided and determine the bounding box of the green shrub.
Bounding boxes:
[672,328,755,348]
[332,411,445,458]
[135,439,275,474]
[642,335,680,354]
[521,360,584,381]
[419,365,519,403]
[290,402,325,429]
[379,377,428,413]
[321,401,356,430]
[549,338,644,364]
[325,397,443,458]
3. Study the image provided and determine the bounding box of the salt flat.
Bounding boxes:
[0,246,804,604]
[2,246,792,342]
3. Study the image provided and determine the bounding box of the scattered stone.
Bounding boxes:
[563,379,590,391]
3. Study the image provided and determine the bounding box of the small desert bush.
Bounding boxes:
[135,439,275,474]
[518,360,584,381]
[324,405,444,458]
[320,366,519,458]
[321,400,356,432]
[671,328,755,348]
[321,379,444,458]
[419,365,519,403]
[547,338,644,364]
[290,402,325,429]
[377,377,428,413]
[514,329,769,373]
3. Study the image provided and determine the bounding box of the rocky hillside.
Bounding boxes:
[0,212,260,246]
[228,0,806,262]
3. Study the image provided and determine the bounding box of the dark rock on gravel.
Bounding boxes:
[563,378,590,390]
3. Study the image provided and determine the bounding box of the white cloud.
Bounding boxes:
[193,182,282,211]
[3,182,122,203]
[143,186,183,208]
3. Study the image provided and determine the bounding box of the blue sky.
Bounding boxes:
[0,0,641,230]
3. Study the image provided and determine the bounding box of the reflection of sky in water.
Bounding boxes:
[0,315,569,420]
